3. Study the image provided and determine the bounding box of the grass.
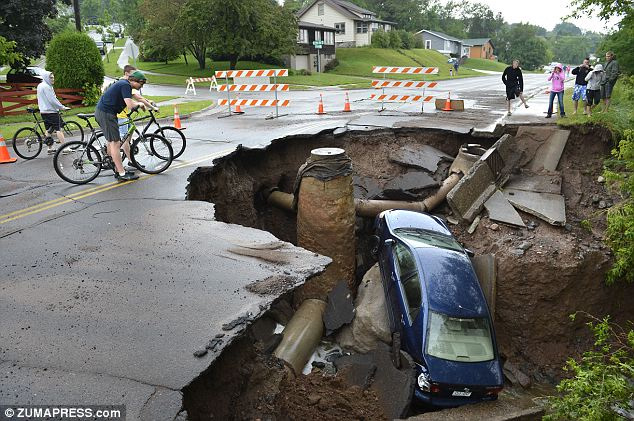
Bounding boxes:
[462,58,508,72]
[1,99,212,141]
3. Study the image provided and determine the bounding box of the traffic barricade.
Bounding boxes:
[215,69,289,118]
[184,76,218,95]
[371,66,439,112]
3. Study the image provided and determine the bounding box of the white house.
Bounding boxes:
[297,0,396,47]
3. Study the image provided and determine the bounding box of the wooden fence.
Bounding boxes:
[0,83,84,116]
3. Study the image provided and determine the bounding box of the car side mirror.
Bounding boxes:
[464,248,475,258]
[384,239,395,247]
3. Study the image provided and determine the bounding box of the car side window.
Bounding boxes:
[392,243,422,323]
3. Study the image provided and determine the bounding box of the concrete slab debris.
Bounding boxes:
[333,353,377,390]
[528,129,570,172]
[388,144,454,173]
[323,280,355,335]
[504,189,566,226]
[382,171,439,200]
[0,201,330,417]
[503,360,532,389]
[353,175,383,199]
[471,254,497,316]
[484,190,526,228]
[505,173,562,195]
[434,98,465,111]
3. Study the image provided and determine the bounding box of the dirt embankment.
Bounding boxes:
[186,124,634,384]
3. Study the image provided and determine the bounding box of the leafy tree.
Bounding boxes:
[399,31,416,49]
[283,0,309,13]
[46,31,105,89]
[370,29,390,48]
[388,29,402,49]
[177,0,214,69]
[0,36,22,66]
[551,35,593,64]
[599,14,634,74]
[495,23,551,70]
[0,0,58,67]
[545,313,634,420]
[139,0,185,63]
[459,2,505,38]
[553,22,582,36]
[358,0,423,32]
[569,0,633,21]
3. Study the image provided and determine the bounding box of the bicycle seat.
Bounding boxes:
[76,113,95,120]
[26,107,39,114]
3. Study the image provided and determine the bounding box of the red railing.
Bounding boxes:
[0,83,84,116]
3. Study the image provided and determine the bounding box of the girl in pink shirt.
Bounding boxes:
[546,64,566,118]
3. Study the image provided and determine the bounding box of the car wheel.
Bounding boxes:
[391,332,401,369]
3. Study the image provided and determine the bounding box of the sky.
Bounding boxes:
[440,0,619,34]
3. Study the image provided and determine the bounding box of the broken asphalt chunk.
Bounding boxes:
[484,190,526,228]
[504,189,566,226]
[388,145,453,173]
[323,281,355,335]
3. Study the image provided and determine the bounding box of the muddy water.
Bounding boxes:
[185,125,634,419]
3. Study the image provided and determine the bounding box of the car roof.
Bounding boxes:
[414,247,488,318]
[382,210,451,236]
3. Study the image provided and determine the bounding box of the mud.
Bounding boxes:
[185,124,634,417]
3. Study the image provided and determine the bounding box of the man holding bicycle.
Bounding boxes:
[36,71,70,154]
[95,71,147,182]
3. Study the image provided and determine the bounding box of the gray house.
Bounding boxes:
[415,29,465,57]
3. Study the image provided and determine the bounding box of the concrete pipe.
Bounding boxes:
[273,298,327,375]
[294,148,356,303]
[267,190,294,212]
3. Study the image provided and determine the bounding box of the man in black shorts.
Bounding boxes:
[502,59,529,116]
[95,71,147,182]
[36,71,70,154]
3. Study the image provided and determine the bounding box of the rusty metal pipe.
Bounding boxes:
[266,173,463,218]
[273,298,327,375]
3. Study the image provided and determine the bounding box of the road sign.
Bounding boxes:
[313,41,324,49]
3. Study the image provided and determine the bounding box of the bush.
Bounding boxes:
[388,30,402,49]
[46,31,105,90]
[81,83,102,106]
[399,31,416,50]
[324,57,339,72]
[545,313,634,421]
[371,29,390,48]
[413,36,424,49]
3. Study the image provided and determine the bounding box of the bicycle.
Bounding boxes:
[128,107,186,159]
[12,108,84,160]
[53,108,173,184]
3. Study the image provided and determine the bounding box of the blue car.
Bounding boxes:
[374,210,503,408]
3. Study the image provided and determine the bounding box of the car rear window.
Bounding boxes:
[426,311,494,362]
[394,228,463,253]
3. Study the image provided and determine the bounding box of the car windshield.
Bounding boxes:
[426,311,494,362]
[394,228,463,253]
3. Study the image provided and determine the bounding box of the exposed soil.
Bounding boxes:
[185,124,634,418]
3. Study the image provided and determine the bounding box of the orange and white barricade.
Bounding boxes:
[185,76,218,95]
[371,66,439,112]
[214,69,289,118]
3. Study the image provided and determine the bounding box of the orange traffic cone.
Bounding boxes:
[343,92,351,112]
[0,134,17,164]
[442,92,453,111]
[173,105,182,129]
[233,102,244,114]
[316,94,326,115]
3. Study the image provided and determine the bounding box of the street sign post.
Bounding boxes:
[313,41,324,72]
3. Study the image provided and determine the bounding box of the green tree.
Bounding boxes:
[359,0,423,32]
[0,36,22,66]
[139,0,185,63]
[600,14,634,74]
[460,2,505,38]
[177,0,214,69]
[495,23,551,70]
[46,31,105,89]
[552,22,582,36]
[283,0,309,13]
[399,31,416,49]
[370,29,390,48]
[388,30,402,49]
[545,314,634,421]
[551,35,593,64]
[0,0,58,67]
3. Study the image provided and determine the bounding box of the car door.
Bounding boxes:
[392,242,423,355]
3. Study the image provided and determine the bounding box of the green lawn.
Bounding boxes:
[462,58,508,72]
[114,37,126,48]
[103,46,122,78]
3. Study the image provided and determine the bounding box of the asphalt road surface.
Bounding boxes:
[0,73,555,420]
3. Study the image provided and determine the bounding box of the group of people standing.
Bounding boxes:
[502,52,620,118]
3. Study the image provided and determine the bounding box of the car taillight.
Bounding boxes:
[430,384,441,393]
[486,387,503,396]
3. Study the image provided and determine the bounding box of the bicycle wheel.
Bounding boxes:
[154,126,186,159]
[87,132,114,170]
[53,141,102,184]
[62,120,84,142]
[12,127,42,160]
[130,133,173,174]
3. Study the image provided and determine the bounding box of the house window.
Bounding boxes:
[298,29,308,44]
[385,24,390,31]
[315,30,322,41]
[334,22,345,34]
[425,40,431,49]
[371,22,379,32]
[324,31,334,45]
[356,22,368,34]
[317,2,324,15]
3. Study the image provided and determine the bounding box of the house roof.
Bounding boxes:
[297,0,382,22]
[462,38,494,48]
[415,29,463,43]
[298,21,337,31]
[332,0,375,16]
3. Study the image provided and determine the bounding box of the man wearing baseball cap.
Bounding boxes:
[95,70,147,181]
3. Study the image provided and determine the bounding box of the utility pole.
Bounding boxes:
[73,0,82,31]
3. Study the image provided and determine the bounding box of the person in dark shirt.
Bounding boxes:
[571,58,592,114]
[502,59,529,116]
[95,71,146,182]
